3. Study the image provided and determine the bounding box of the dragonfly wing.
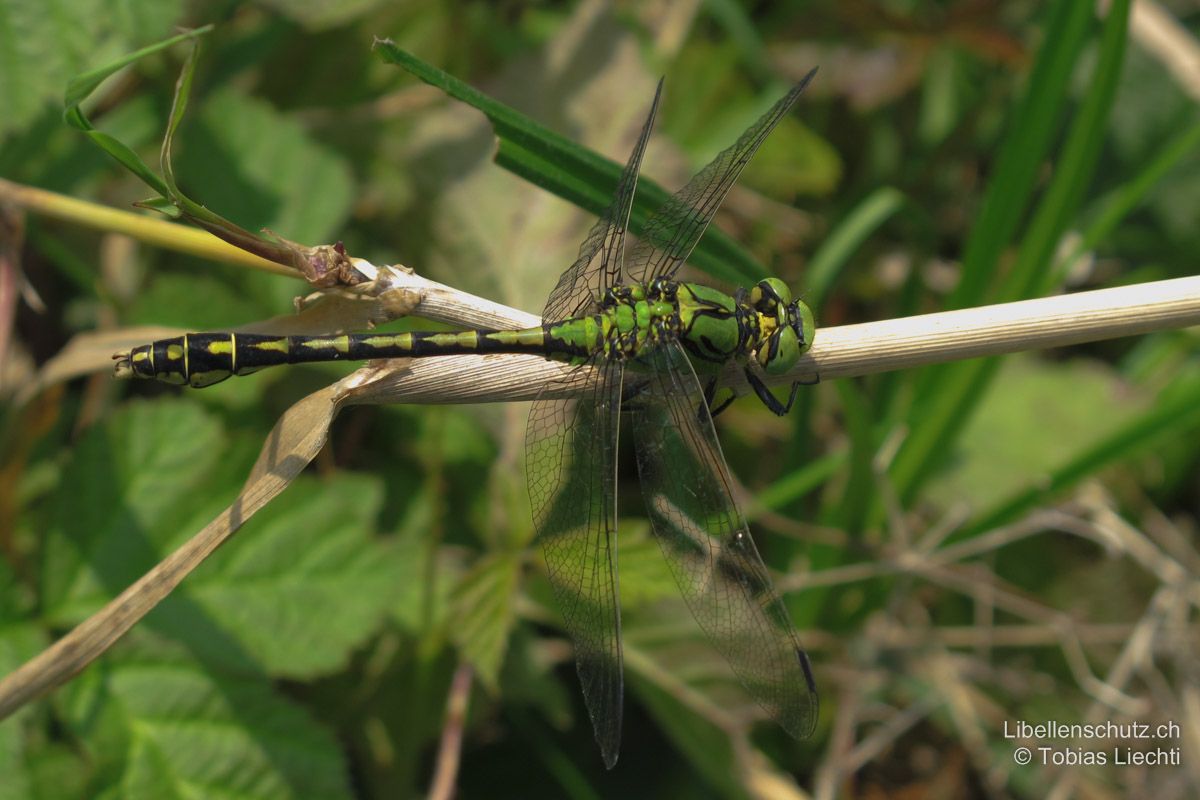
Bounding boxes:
[627,69,817,284]
[628,340,818,737]
[541,80,663,323]
[526,359,626,768]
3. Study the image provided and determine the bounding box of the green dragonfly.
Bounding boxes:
[115,71,820,767]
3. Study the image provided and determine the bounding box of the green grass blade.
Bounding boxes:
[888,0,1131,507]
[496,138,764,286]
[63,25,213,108]
[62,26,214,200]
[375,41,771,283]
[1001,0,1131,301]
[823,380,875,534]
[1059,119,1200,281]
[945,1,1093,310]
[805,186,905,309]
[755,449,846,513]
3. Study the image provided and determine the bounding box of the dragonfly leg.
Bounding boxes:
[745,367,800,416]
[702,376,737,419]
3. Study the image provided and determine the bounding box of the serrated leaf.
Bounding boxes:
[0,0,186,138]
[391,521,460,635]
[40,399,397,679]
[160,474,400,678]
[450,552,521,689]
[20,742,90,800]
[0,617,49,800]
[61,639,353,800]
[41,399,227,622]
[610,523,678,608]
[178,87,354,243]
[129,271,274,329]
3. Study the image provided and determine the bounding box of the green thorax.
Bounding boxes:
[546,278,814,376]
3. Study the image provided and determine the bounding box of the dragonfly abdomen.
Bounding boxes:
[115,325,583,388]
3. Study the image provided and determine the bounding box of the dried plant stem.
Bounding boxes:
[349,274,1200,405]
[427,663,474,800]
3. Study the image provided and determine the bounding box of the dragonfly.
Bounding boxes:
[114,70,820,767]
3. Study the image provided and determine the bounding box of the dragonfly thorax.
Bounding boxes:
[587,277,814,378]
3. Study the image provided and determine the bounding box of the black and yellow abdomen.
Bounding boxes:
[115,326,584,388]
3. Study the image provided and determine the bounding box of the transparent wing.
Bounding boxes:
[541,80,663,323]
[628,340,818,737]
[525,360,626,768]
[627,69,817,284]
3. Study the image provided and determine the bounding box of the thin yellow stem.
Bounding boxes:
[0,178,294,277]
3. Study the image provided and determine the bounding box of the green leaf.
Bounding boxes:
[16,742,90,800]
[41,399,398,678]
[375,41,772,285]
[611,524,679,608]
[924,357,1147,511]
[41,399,228,622]
[390,514,460,636]
[0,0,186,138]
[622,609,807,797]
[166,474,399,677]
[917,46,962,148]
[64,23,211,109]
[178,86,355,242]
[960,370,1200,540]
[450,551,521,689]
[740,114,841,198]
[62,26,351,277]
[0,608,50,800]
[1001,0,1131,303]
[824,380,875,534]
[1062,119,1200,277]
[128,271,274,329]
[61,638,353,800]
[60,24,213,198]
[62,114,170,198]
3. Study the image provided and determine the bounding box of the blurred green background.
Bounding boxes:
[2,1,1198,798]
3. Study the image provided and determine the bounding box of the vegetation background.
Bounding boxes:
[1,0,1198,798]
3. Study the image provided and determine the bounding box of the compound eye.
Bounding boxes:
[794,301,815,351]
[757,327,801,375]
[750,277,792,313]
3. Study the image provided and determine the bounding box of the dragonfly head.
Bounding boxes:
[749,278,814,376]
